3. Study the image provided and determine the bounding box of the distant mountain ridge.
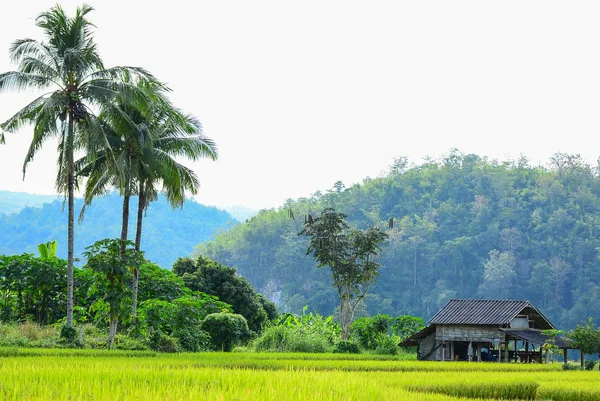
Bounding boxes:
[0,191,61,215]
[0,191,236,268]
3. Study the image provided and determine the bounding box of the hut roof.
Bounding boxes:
[428,299,554,329]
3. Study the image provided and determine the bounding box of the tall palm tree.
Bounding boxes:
[79,85,218,316]
[0,4,157,328]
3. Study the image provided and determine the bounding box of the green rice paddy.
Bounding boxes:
[1,348,598,400]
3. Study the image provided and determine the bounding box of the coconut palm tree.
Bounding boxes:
[0,4,157,328]
[78,85,217,316]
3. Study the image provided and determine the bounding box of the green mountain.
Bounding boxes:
[195,151,600,330]
[0,192,236,268]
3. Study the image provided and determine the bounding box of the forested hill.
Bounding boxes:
[195,151,600,331]
[0,192,236,268]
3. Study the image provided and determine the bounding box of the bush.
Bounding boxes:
[350,315,390,350]
[0,322,60,348]
[562,363,581,371]
[114,334,148,351]
[373,333,400,355]
[173,327,212,352]
[200,313,250,352]
[254,325,330,353]
[148,332,177,353]
[333,340,360,354]
[584,360,597,371]
[60,325,77,342]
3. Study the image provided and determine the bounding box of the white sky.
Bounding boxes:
[1,1,600,210]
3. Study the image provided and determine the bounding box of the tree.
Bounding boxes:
[477,249,516,299]
[0,253,67,324]
[78,84,217,317]
[300,208,388,339]
[391,315,425,341]
[83,238,144,348]
[567,318,600,368]
[0,4,156,328]
[173,256,274,333]
[200,313,250,352]
[548,256,571,304]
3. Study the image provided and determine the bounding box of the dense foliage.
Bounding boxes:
[0,246,265,351]
[173,256,277,334]
[0,193,235,268]
[197,151,600,330]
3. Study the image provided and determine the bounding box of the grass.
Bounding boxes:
[1,348,599,400]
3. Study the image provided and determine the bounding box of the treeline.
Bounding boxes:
[0,244,276,351]
[196,151,600,330]
[0,193,235,269]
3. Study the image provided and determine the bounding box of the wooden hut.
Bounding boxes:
[400,299,570,362]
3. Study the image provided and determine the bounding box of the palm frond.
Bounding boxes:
[0,91,61,133]
[9,39,59,71]
[0,71,54,92]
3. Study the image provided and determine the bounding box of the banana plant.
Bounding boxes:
[38,239,57,258]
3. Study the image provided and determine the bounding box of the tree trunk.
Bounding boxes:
[108,316,118,349]
[135,181,145,251]
[66,117,75,329]
[413,246,417,287]
[120,192,130,253]
[581,351,585,369]
[132,268,139,317]
[132,182,145,317]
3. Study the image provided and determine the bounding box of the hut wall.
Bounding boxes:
[420,331,443,361]
[436,325,504,342]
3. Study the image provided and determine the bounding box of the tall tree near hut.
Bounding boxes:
[300,208,388,339]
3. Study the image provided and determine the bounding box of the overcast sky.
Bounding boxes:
[1,1,599,210]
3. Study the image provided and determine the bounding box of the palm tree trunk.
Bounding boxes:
[66,118,75,329]
[132,181,145,317]
[120,192,130,253]
[135,181,144,250]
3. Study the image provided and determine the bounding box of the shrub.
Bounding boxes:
[254,325,330,353]
[114,335,148,351]
[373,333,400,355]
[60,325,77,342]
[584,360,597,371]
[148,332,177,353]
[333,340,360,354]
[0,322,60,348]
[562,363,581,371]
[173,327,212,352]
[200,313,250,352]
[350,315,390,350]
[29,337,61,348]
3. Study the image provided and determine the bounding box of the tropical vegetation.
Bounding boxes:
[197,151,600,333]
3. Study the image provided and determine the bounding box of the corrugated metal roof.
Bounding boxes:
[428,299,532,325]
[501,329,571,348]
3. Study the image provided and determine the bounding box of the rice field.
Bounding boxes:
[0,348,598,400]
